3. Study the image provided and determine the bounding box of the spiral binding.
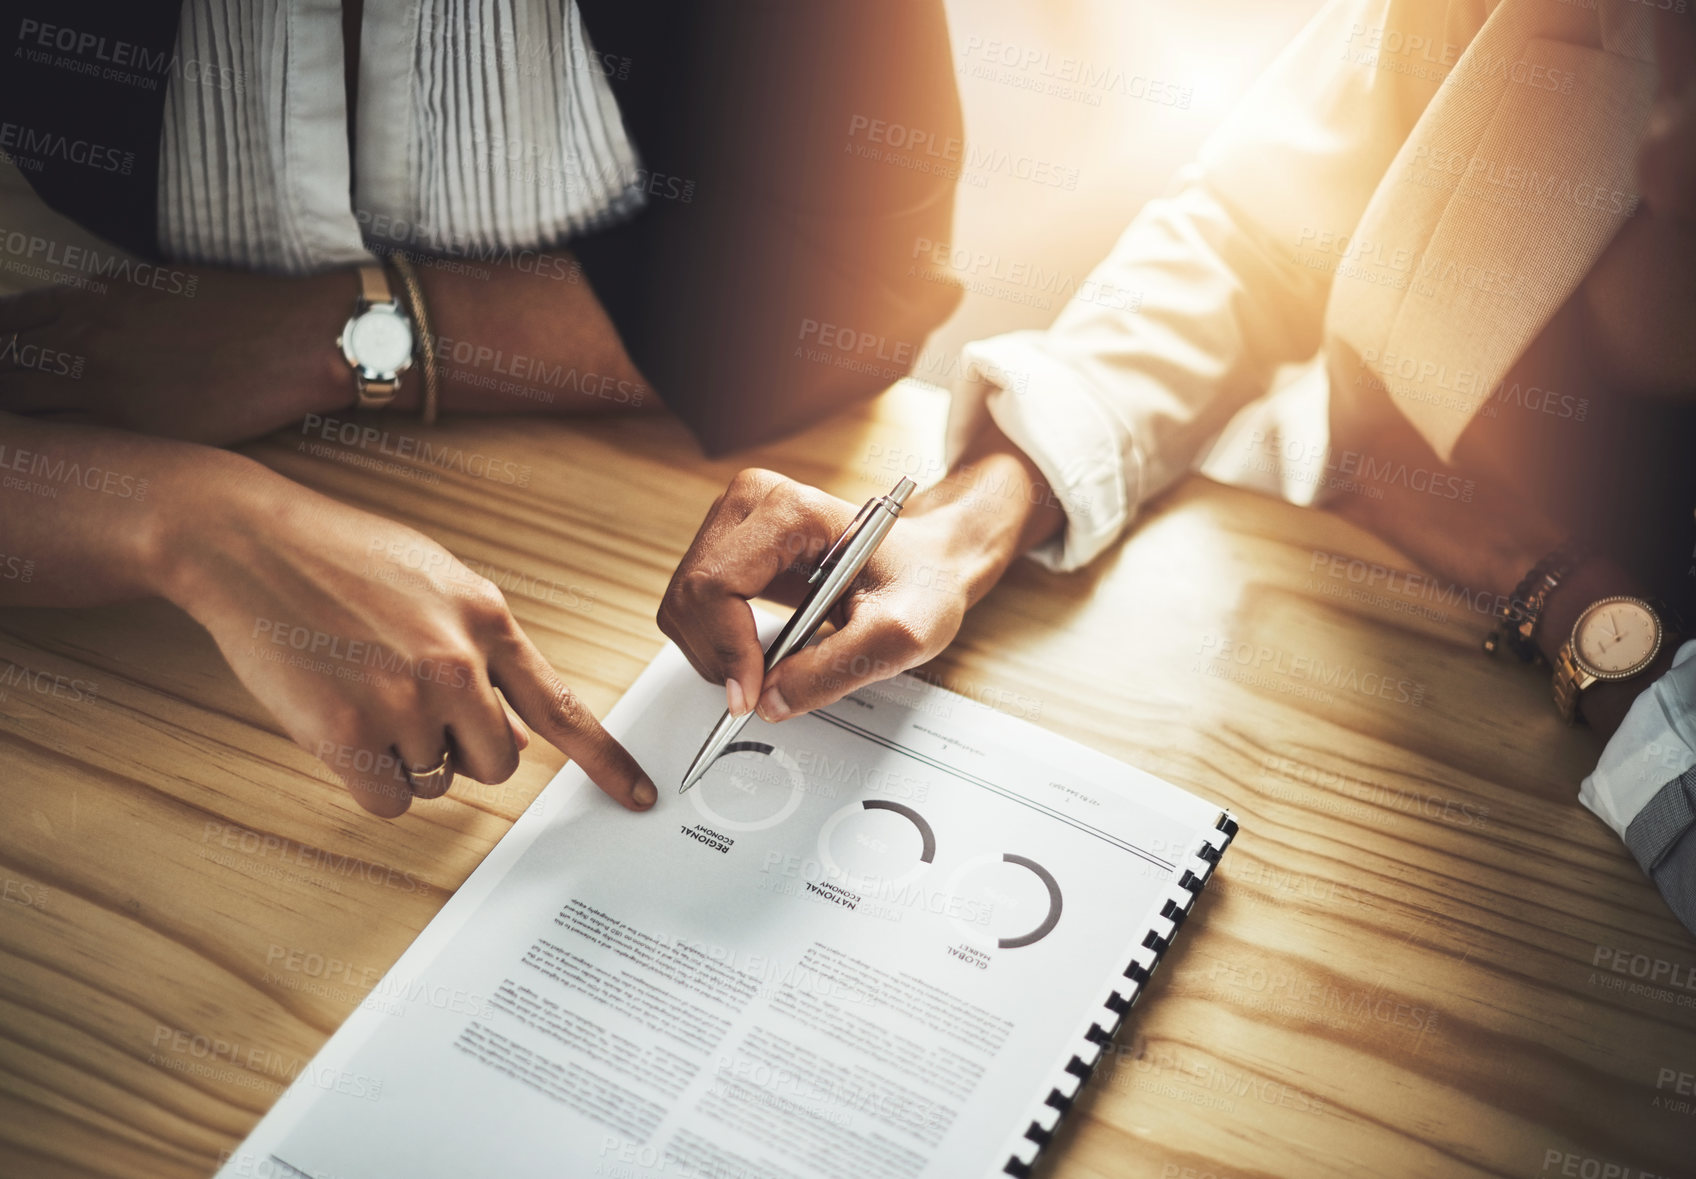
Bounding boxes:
[1001,811,1238,1178]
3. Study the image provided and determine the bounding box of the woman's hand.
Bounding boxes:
[659,470,969,721]
[162,460,655,816]
[0,270,353,444]
[658,434,1064,721]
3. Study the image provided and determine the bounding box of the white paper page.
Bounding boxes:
[218,642,1225,1179]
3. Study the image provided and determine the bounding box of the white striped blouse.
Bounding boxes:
[156,0,645,273]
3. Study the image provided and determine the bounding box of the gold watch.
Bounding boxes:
[1552,596,1665,723]
[338,263,415,409]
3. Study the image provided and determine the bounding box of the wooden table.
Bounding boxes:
[1,384,1692,1179]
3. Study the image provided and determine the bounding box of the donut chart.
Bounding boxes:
[944,852,1065,950]
[861,801,936,862]
[687,736,1065,949]
[997,854,1062,949]
[817,799,937,888]
[687,741,807,832]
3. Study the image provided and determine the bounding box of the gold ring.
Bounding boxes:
[405,749,452,787]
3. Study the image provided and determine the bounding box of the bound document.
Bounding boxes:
[220,641,1236,1179]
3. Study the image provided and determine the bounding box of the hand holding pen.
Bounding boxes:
[657,469,985,775]
[678,476,915,790]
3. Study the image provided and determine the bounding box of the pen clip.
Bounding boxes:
[809,499,878,586]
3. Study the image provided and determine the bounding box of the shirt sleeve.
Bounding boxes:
[1646,774,1696,937]
[946,0,1463,571]
[1579,640,1696,935]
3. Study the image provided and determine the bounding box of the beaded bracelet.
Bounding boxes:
[1483,540,1585,663]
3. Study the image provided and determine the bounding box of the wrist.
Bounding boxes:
[323,263,429,416]
[305,268,378,415]
[1539,559,1678,734]
[908,467,1061,607]
[144,447,284,616]
[1536,558,1639,666]
[906,430,1066,598]
[908,497,1026,607]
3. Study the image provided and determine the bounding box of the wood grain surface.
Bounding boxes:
[0,384,1692,1179]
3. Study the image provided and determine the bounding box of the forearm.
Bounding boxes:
[0,410,262,609]
[0,244,656,452]
[0,419,654,815]
[1318,410,1680,743]
[1336,473,1671,743]
[396,251,655,415]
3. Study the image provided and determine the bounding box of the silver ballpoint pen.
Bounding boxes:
[679,476,917,793]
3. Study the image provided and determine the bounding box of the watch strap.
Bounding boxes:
[357,377,399,408]
[356,262,393,308]
[1552,640,1590,724]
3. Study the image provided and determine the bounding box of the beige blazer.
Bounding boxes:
[948,0,1659,572]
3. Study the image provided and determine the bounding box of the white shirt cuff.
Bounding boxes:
[1579,639,1696,840]
[947,333,1142,573]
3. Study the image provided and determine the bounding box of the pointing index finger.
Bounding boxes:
[489,628,656,811]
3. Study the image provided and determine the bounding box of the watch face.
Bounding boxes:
[1573,597,1661,677]
[346,305,414,375]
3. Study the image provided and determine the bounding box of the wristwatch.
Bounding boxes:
[339,262,414,409]
[1551,595,1665,723]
